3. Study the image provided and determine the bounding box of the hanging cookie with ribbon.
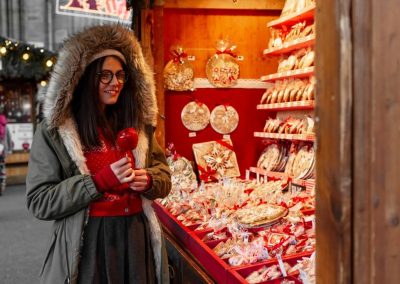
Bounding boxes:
[181,101,210,131]
[210,104,239,134]
[163,46,194,91]
[206,39,240,88]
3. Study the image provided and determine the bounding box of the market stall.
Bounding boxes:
[151,1,317,283]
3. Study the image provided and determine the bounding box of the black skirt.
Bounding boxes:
[77,213,157,284]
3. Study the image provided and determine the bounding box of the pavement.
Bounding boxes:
[0,184,51,284]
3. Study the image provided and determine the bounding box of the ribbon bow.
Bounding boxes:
[198,165,218,182]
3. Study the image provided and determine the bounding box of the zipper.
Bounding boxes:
[64,219,71,283]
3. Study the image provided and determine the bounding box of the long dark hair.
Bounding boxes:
[71,55,143,149]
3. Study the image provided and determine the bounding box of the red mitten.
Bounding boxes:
[92,166,121,192]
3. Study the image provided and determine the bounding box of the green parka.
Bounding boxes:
[26,25,171,284]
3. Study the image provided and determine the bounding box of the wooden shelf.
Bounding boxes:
[257,100,315,111]
[162,0,285,10]
[260,67,315,82]
[267,5,316,28]
[263,35,315,56]
[254,132,315,142]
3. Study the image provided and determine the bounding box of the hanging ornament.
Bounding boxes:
[206,39,240,88]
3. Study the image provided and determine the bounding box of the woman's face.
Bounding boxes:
[98,56,126,107]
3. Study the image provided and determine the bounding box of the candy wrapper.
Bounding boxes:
[206,39,240,88]
[163,46,194,91]
[166,143,198,191]
[192,139,240,182]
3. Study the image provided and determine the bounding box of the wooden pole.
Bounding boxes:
[315,0,352,282]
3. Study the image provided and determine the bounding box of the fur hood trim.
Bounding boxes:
[43,24,157,128]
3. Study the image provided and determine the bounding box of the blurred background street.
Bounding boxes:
[0,185,51,284]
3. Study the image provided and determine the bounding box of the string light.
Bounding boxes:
[45,59,53,67]
[0,35,57,81]
[40,80,47,87]
[22,52,30,61]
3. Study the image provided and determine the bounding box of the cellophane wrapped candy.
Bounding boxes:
[206,39,240,88]
[163,46,194,91]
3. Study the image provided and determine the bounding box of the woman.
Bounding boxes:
[26,25,171,284]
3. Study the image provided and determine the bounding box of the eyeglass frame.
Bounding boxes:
[97,70,128,84]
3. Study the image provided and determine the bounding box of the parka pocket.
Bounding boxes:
[39,230,57,276]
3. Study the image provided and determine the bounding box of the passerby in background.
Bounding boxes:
[26,24,171,284]
[0,114,12,196]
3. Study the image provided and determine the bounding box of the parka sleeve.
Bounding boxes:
[143,135,172,200]
[26,122,101,221]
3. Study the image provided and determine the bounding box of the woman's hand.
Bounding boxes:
[129,169,150,192]
[110,157,135,183]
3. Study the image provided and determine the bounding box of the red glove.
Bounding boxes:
[92,166,121,192]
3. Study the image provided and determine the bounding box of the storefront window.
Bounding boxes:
[0,81,35,151]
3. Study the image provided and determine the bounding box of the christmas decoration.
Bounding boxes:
[163,46,194,91]
[192,139,240,182]
[0,36,57,81]
[206,39,240,88]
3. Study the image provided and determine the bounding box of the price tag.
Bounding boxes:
[187,55,196,61]
[312,216,316,230]
[277,253,287,277]
[188,132,197,137]
[291,183,306,194]
[223,134,230,140]
[245,170,250,180]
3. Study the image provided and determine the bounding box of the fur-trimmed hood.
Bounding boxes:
[43,24,157,129]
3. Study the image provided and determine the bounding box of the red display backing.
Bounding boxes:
[165,88,270,176]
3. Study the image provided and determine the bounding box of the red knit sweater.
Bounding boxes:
[84,134,142,217]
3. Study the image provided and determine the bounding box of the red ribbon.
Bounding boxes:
[198,165,218,182]
[216,49,237,58]
[222,103,230,111]
[194,99,204,107]
[172,50,188,63]
[172,153,182,161]
[216,139,234,151]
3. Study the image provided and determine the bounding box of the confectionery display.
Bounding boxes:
[268,22,315,50]
[192,139,240,181]
[210,105,239,134]
[156,1,318,283]
[158,177,315,274]
[263,116,315,135]
[181,101,210,131]
[260,77,315,105]
[280,0,315,17]
[163,46,194,91]
[206,39,240,88]
[166,143,198,191]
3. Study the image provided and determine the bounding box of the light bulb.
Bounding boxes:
[46,59,53,67]
[22,53,30,60]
